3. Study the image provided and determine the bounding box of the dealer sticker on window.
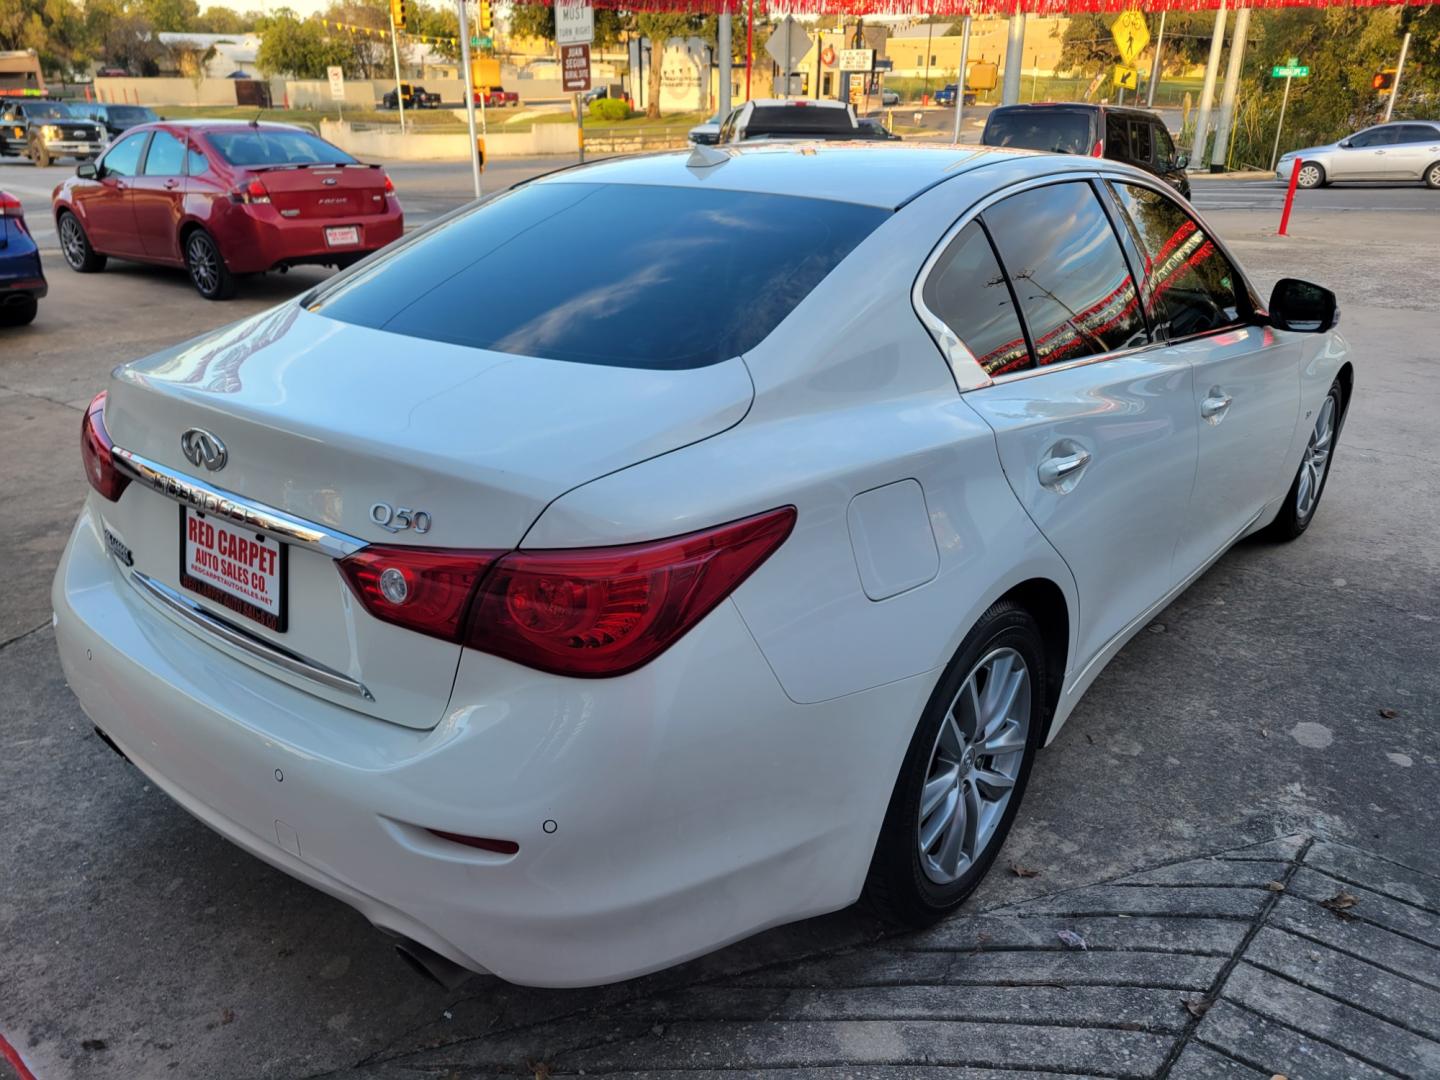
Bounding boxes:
[180,506,287,631]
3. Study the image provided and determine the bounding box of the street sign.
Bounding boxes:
[1113,64,1138,91]
[1272,64,1309,77]
[1111,10,1150,65]
[327,65,345,101]
[561,42,592,92]
[873,58,893,72]
[555,0,593,47]
[765,16,813,74]
[837,48,875,73]
[471,35,492,48]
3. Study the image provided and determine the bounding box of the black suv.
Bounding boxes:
[0,100,106,166]
[981,103,1190,198]
[74,103,158,139]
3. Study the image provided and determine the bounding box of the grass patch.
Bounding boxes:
[156,104,465,130]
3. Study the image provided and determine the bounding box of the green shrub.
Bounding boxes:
[588,98,631,122]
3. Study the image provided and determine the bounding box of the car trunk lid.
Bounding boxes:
[99,305,754,729]
[252,163,390,218]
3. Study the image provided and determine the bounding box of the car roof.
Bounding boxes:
[532,142,1097,210]
[126,119,309,131]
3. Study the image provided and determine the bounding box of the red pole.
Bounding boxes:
[745,0,753,101]
[1277,157,1302,236]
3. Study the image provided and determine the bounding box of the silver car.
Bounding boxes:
[1278,120,1440,188]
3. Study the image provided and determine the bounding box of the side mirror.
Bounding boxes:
[1338,138,1352,148]
[1174,152,1190,170]
[1268,278,1338,333]
[76,162,98,179]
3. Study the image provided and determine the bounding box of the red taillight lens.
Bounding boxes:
[383,173,395,194]
[81,391,130,502]
[337,546,500,641]
[237,177,270,204]
[1091,139,1105,158]
[0,192,23,218]
[468,507,796,677]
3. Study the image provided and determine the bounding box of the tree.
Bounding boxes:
[137,0,199,33]
[507,2,622,49]
[257,13,349,77]
[170,38,217,93]
[635,11,700,118]
[192,7,259,34]
[0,0,92,75]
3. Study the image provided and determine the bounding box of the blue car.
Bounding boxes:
[1,190,46,326]
[933,83,977,107]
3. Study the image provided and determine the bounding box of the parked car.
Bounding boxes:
[381,83,440,109]
[53,144,1349,988]
[52,120,402,299]
[96,66,131,77]
[688,113,723,146]
[857,116,902,141]
[715,99,862,143]
[933,83,977,107]
[1277,120,1440,189]
[75,103,159,139]
[0,189,46,326]
[982,103,1191,198]
[474,86,519,108]
[0,99,106,167]
[583,84,625,107]
[880,88,901,107]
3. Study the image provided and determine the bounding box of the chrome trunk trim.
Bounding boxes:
[131,570,375,702]
[112,446,367,559]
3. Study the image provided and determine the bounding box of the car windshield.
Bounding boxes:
[205,128,355,167]
[26,103,75,120]
[984,109,1094,155]
[747,105,854,136]
[107,106,156,123]
[314,181,888,370]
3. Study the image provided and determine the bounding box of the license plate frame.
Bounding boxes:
[325,225,360,247]
[178,506,288,632]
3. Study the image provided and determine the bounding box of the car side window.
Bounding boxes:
[186,146,210,176]
[100,131,148,178]
[1153,122,1175,165]
[1396,124,1440,144]
[1105,112,1129,157]
[142,130,186,175]
[1128,119,1154,165]
[922,221,1031,377]
[981,182,1146,367]
[1107,181,1244,340]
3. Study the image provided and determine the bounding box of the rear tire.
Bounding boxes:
[1264,380,1343,541]
[58,211,106,273]
[1425,162,1440,190]
[864,600,1045,928]
[1295,162,1325,189]
[183,229,237,300]
[0,295,38,327]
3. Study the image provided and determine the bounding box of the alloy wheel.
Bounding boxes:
[1427,164,1440,189]
[1297,164,1322,188]
[187,235,219,295]
[60,215,87,269]
[1295,392,1337,521]
[918,647,1031,885]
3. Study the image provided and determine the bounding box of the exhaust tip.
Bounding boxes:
[393,938,474,991]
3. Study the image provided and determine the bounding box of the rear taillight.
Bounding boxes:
[383,173,395,195]
[337,507,796,677]
[0,192,23,218]
[1091,139,1105,157]
[235,178,270,204]
[81,392,130,502]
[337,546,500,641]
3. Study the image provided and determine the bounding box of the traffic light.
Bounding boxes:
[390,0,406,30]
[478,0,492,32]
[1372,69,1395,93]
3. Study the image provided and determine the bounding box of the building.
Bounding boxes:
[884,18,1069,82]
[0,50,46,96]
[155,32,262,78]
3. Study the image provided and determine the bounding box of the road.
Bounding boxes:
[1,155,1438,1079]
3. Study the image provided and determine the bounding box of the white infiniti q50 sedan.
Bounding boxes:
[53,143,1351,988]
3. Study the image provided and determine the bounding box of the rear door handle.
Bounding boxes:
[1038,450,1091,487]
[1201,392,1233,421]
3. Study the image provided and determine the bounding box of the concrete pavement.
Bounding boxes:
[0,179,1437,1078]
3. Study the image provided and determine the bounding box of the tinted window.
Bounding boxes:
[1350,127,1399,148]
[107,105,156,124]
[316,182,887,369]
[1396,124,1440,144]
[982,182,1145,366]
[1128,119,1153,164]
[143,130,186,175]
[922,221,1030,377]
[984,108,1093,155]
[101,132,148,178]
[206,128,355,167]
[1153,123,1176,163]
[1108,181,1243,339]
[745,105,854,136]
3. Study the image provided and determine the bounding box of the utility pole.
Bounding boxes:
[923,18,934,103]
[718,13,731,116]
[1001,10,1025,106]
[1145,10,1166,108]
[1210,4,1250,171]
[1191,0,1227,167]
[745,0,754,101]
[388,2,406,134]
[952,12,972,143]
[1384,31,1411,122]
[457,0,481,198]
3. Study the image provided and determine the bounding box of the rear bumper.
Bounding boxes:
[53,498,923,986]
[224,200,405,274]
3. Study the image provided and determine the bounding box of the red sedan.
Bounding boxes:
[51,120,403,300]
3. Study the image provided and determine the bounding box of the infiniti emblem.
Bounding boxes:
[180,428,228,472]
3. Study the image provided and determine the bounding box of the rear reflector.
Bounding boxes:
[336,507,796,678]
[81,392,130,502]
[425,830,519,855]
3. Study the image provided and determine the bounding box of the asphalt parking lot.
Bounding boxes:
[1,163,1438,1079]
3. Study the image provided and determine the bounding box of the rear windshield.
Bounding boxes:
[205,128,355,167]
[983,108,1094,155]
[106,106,156,123]
[747,105,854,136]
[315,182,887,369]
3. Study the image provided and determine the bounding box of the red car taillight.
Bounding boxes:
[1091,139,1105,157]
[235,178,270,204]
[383,173,395,195]
[337,507,796,677]
[0,191,23,217]
[81,392,130,502]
